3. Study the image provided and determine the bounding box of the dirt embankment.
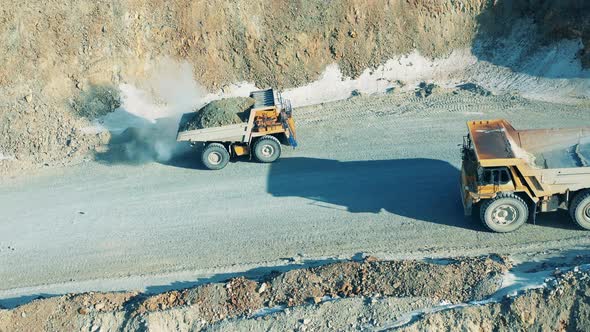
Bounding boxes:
[0,255,507,332]
[2,255,590,332]
[0,292,136,332]
[1,0,588,171]
[400,267,590,332]
[0,0,486,171]
[475,0,590,68]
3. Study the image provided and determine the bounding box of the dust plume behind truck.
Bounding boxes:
[461,119,590,232]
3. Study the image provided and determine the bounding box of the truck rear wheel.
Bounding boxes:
[480,193,529,233]
[253,136,281,163]
[570,191,590,230]
[202,143,230,170]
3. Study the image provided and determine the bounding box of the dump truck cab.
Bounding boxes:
[461,119,590,232]
[460,124,523,218]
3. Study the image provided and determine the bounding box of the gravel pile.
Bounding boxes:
[8,256,590,331]
[182,97,255,131]
[128,255,507,326]
[400,267,590,331]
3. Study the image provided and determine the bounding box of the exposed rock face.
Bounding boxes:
[0,255,509,331]
[0,0,588,170]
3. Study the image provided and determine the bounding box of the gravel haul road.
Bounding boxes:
[1,91,589,305]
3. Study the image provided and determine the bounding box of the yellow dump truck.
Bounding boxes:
[177,89,297,170]
[461,119,590,232]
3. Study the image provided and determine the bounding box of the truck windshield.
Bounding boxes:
[480,167,511,185]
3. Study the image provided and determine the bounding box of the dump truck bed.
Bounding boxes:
[467,120,523,161]
[468,120,590,167]
[176,111,249,143]
[533,141,590,169]
[176,123,248,143]
[467,119,590,193]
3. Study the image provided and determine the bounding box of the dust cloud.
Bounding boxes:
[93,59,261,163]
[96,59,207,162]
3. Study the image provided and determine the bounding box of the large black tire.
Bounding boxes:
[201,143,230,170]
[480,193,529,233]
[253,136,281,163]
[570,191,590,230]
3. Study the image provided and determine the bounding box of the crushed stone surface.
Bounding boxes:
[181,97,255,131]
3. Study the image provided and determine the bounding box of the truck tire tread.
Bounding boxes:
[202,143,230,170]
[480,193,529,233]
[253,136,281,163]
[570,191,590,230]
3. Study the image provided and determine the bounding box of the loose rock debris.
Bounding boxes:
[456,82,493,96]
[181,97,255,131]
[414,82,441,98]
[399,267,590,331]
[0,255,509,331]
[3,255,590,331]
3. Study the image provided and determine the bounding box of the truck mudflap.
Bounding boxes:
[281,111,298,148]
[288,135,298,148]
[461,184,473,216]
[460,166,474,216]
[530,201,539,225]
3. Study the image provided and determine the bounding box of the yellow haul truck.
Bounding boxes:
[177,89,297,170]
[461,119,590,232]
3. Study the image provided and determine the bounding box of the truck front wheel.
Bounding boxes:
[253,136,281,163]
[570,191,590,230]
[202,143,230,170]
[480,193,529,233]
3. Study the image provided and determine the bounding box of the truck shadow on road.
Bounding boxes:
[266,157,479,230]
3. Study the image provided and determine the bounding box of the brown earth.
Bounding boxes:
[2,0,588,171]
[215,268,590,332]
[476,0,590,67]
[400,268,590,332]
[0,291,135,332]
[0,255,508,331]
[0,100,110,173]
[134,255,508,321]
[2,255,590,331]
[0,0,484,171]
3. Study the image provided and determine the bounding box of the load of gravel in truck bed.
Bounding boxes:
[181,97,256,131]
[533,138,590,169]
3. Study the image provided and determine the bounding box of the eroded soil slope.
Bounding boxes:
[400,268,590,332]
[0,255,508,332]
[1,255,589,332]
[1,0,588,170]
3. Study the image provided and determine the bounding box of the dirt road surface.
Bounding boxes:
[1,91,589,306]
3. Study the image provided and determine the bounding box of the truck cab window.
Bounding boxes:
[481,168,511,185]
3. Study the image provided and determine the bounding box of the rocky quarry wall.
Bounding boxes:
[0,0,588,171]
